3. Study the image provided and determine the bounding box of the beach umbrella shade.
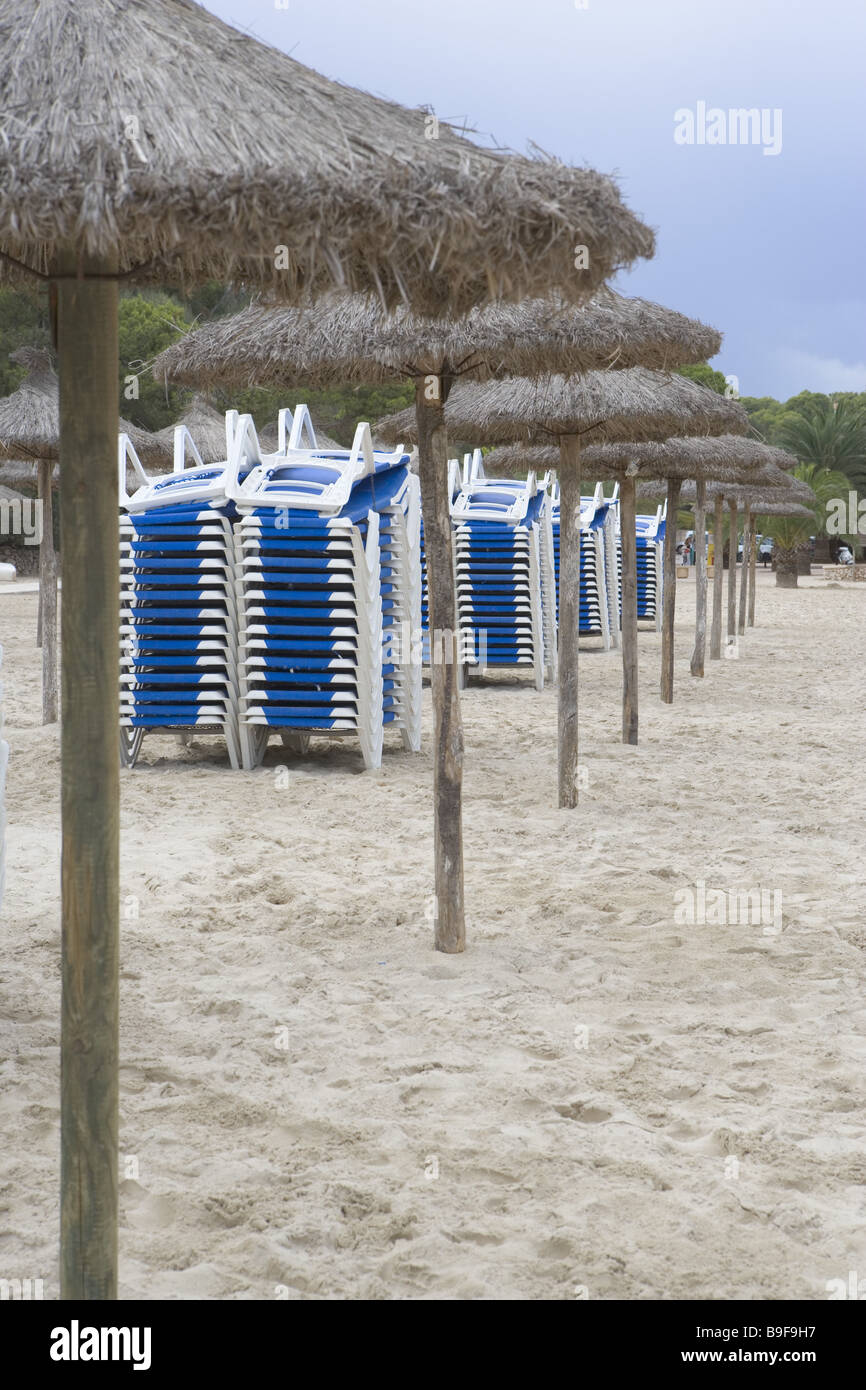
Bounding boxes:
[149,394,233,468]
[663,477,818,621]
[0,347,158,723]
[377,371,748,788]
[489,439,799,676]
[0,0,660,1297]
[487,441,802,673]
[582,438,799,674]
[155,289,720,951]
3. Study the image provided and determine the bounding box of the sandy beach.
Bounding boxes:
[2,570,865,1300]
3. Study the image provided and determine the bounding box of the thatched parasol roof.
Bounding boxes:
[0,0,653,313]
[749,501,816,519]
[0,347,159,464]
[376,369,749,447]
[642,475,817,508]
[153,288,720,388]
[151,394,230,466]
[483,435,798,482]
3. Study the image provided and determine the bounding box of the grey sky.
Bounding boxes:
[203,0,865,400]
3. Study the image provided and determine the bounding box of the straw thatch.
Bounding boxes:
[256,421,345,453]
[0,347,158,463]
[376,369,750,446]
[749,501,815,519]
[0,0,653,314]
[483,435,798,482]
[645,476,817,508]
[153,289,720,389]
[151,395,230,466]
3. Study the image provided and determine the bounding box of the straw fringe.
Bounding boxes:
[0,346,159,462]
[376,369,750,445]
[0,0,654,313]
[153,288,720,388]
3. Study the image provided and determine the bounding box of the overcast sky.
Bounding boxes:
[203,0,865,401]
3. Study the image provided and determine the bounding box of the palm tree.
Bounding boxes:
[779,397,866,490]
[757,465,853,587]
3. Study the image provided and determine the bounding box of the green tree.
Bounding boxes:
[118,292,192,431]
[0,286,50,395]
[757,464,855,586]
[212,381,415,445]
[739,395,787,443]
[676,363,728,395]
[778,396,866,490]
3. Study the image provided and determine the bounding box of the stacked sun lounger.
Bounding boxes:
[636,508,664,626]
[600,486,621,643]
[417,453,477,666]
[615,505,664,627]
[233,419,421,770]
[452,467,551,689]
[548,481,618,648]
[118,423,253,770]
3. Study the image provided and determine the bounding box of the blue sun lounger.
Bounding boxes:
[451,461,553,689]
[117,418,265,769]
[233,420,422,770]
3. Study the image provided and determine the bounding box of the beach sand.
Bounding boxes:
[2,570,865,1300]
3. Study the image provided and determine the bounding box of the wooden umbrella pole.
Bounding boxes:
[748,516,757,627]
[619,472,639,744]
[39,459,59,723]
[690,477,707,677]
[727,500,738,645]
[710,495,724,659]
[557,435,581,805]
[738,503,751,635]
[57,250,120,1300]
[37,548,43,648]
[660,476,681,703]
[414,375,465,952]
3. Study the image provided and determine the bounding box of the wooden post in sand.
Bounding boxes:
[748,522,757,627]
[38,459,59,723]
[57,250,120,1300]
[414,374,465,953]
[726,499,738,649]
[690,478,707,677]
[710,495,724,660]
[557,435,582,804]
[620,473,638,743]
[660,476,681,703]
[738,503,751,636]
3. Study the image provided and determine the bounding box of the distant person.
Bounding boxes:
[838,544,854,565]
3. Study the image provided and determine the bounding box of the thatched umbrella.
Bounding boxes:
[155,291,719,950]
[488,440,800,674]
[645,476,817,635]
[672,478,817,627]
[0,0,659,1296]
[0,347,157,723]
[258,420,344,454]
[377,371,748,791]
[150,394,231,468]
[596,438,798,674]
